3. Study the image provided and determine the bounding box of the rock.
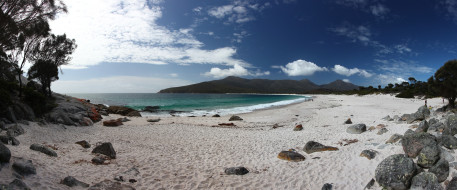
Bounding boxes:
[429,121,445,132]
[441,135,457,149]
[416,120,430,133]
[115,167,140,182]
[146,118,160,122]
[401,114,412,122]
[0,143,11,163]
[30,143,57,157]
[321,183,332,190]
[61,176,90,187]
[346,124,367,134]
[107,106,140,117]
[303,141,339,154]
[440,147,455,163]
[6,124,25,137]
[229,115,243,121]
[447,177,457,190]
[429,118,439,126]
[293,124,303,131]
[383,115,393,121]
[404,129,415,136]
[344,118,352,124]
[103,119,123,127]
[364,178,375,189]
[375,154,417,189]
[143,106,160,112]
[80,117,94,126]
[429,158,450,183]
[386,134,403,144]
[118,117,130,122]
[393,115,400,121]
[224,167,249,175]
[417,145,440,168]
[92,156,107,165]
[92,142,116,159]
[0,135,19,146]
[376,124,386,129]
[407,105,431,124]
[402,132,437,158]
[377,128,388,135]
[76,140,91,148]
[360,149,378,160]
[410,172,443,190]
[410,124,419,129]
[12,158,36,176]
[8,179,30,190]
[88,180,135,190]
[272,123,282,129]
[5,107,17,123]
[218,123,236,126]
[212,114,220,117]
[368,126,376,131]
[444,115,457,136]
[277,150,305,162]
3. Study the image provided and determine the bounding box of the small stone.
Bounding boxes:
[377,128,388,135]
[224,167,249,175]
[229,115,243,121]
[92,142,116,159]
[293,124,303,131]
[30,144,57,157]
[386,134,402,144]
[92,156,107,165]
[368,126,376,131]
[147,118,160,122]
[102,119,123,127]
[61,176,90,187]
[76,140,91,148]
[360,149,378,160]
[303,141,338,154]
[212,114,220,117]
[346,124,367,134]
[376,124,386,129]
[0,143,11,163]
[12,158,36,176]
[321,183,332,190]
[344,118,352,124]
[277,150,305,162]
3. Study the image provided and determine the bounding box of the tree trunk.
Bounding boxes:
[48,81,52,97]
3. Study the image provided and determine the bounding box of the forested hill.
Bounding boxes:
[159,76,359,94]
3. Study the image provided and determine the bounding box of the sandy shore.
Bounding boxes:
[0,94,451,189]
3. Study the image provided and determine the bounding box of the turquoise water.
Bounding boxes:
[68,93,309,116]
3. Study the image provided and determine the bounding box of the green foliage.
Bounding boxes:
[23,87,48,116]
[395,90,415,98]
[32,34,77,67]
[28,59,59,96]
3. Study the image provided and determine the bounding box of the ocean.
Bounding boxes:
[68,93,310,116]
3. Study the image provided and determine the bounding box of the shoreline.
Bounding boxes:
[0,94,453,189]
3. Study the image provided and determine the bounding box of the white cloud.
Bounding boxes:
[370,4,389,17]
[375,59,434,74]
[376,74,408,85]
[50,0,249,69]
[342,79,351,83]
[207,1,270,24]
[332,65,373,77]
[204,64,270,78]
[53,76,192,93]
[443,0,457,22]
[394,44,412,54]
[279,59,328,76]
[170,73,178,77]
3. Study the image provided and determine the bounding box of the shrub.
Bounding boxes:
[396,90,414,98]
[23,87,48,116]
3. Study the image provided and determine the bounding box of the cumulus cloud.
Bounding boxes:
[332,65,373,77]
[279,60,328,76]
[376,74,407,85]
[342,79,351,83]
[53,76,192,93]
[49,0,249,69]
[203,64,270,78]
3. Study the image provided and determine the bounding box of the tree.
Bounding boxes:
[27,59,58,97]
[31,34,76,69]
[433,60,457,108]
[408,77,416,85]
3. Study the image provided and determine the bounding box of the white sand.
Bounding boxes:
[0,94,452,189]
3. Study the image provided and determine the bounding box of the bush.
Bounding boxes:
[23,87,48,116]
[396,90,414,98]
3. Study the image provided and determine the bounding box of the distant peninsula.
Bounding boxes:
[159,76,359,94]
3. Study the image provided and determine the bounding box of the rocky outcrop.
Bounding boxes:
[30,144,57,157]
[12,158,36,176]
[375,154,417,189]
[401,132,437,158]
[303,141,339,154]
[45,94,102,126]
[410,172,442,190]
[277,150,305,162]
[107,106,141,117]
[61,176,90,187]
[92,142,116,159]
[224,167,249,175]
[143,106,160,112]
[346,124,366,134]
[0,143,11,163]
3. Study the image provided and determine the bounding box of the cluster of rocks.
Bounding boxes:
[277,141,339,162]
[106,106,141,117]
[45,94,102,126]
[371,105,457,189]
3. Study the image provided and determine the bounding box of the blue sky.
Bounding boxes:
[49,0,457,93]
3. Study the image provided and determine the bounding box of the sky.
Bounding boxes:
[49,0,457,93]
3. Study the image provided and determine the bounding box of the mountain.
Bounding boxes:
[159,76,359,94]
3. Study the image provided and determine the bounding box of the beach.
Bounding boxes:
[0,94,451,189]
